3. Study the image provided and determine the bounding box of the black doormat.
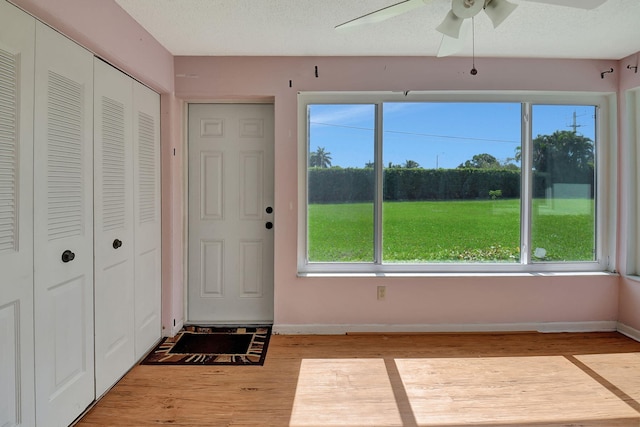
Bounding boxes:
[140,325,271,365]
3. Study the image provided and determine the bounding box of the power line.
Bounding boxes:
[310,121,520,144]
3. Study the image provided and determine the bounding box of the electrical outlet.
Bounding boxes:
[377,285,386,300]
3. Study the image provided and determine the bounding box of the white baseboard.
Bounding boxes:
[164,318,184,337]
[273,321,618,335]
[617,322,640,342]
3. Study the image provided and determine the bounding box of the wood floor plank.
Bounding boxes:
[76,332,640,426]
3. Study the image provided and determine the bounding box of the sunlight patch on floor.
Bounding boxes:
[290,358,403,427]
[289,355,640,426]
[395,356,639,426]
[577,352,640,403]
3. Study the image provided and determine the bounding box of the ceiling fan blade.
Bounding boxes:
[437,34,465,57]
[484,0,518,28]
[335,0,430,30]
[436,10,465,39]
[436,20,470,57]
[521,0,607,9]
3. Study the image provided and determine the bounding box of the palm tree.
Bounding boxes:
[309,146,332,168]
[514,130,594,177]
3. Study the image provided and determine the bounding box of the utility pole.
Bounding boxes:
[568,111,583,133]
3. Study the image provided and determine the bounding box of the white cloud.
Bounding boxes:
[309,104,374,127]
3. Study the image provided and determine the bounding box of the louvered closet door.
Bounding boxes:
[93,59,135,397]
[132,81,161,360]
[0,3,35,426]
[33,22,95,426]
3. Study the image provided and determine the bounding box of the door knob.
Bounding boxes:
[265,222,273,229]
[61,250,75,263]
[113,239,123,249]
[266,206,273,214]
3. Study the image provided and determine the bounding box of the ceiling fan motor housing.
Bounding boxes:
[453,0,485,18]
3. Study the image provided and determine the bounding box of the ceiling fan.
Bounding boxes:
[335,0,608,57]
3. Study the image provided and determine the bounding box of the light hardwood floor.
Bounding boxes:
[76,332,640,426]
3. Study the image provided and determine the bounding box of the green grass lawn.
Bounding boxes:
[308,199,595,263]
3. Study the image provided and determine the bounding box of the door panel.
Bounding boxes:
[50,276,87,389]
[201,239,224,296]
[188,104,274,323]
[200,153,223,219]
[239,240,265,297]
[33,22,95,426]
[133,81,161,360]
[93,59,135,397]
[239,151,264,219]
[0,3,35,426]
[0,303,21,427]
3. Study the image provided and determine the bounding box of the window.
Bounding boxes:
[530,105,597,263]
[298,92,611,274]
[307,104,375,262]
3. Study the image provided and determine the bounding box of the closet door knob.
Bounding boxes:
[61,250,75,263]
[113,239,123,249]
[265,222,273,229]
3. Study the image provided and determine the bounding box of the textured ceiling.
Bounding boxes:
[114,0,640,59]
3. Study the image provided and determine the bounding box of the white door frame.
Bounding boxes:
[183,99,275,326]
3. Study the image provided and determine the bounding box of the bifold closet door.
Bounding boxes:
[94,59,135,397]
[0,2,35,426]
[33,22,95,426]
[132,81,161,360]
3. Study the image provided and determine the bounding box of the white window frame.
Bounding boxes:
[625,87,640,276]
[297,91,616,275]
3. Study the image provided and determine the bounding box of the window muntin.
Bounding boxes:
[300,93,608,273]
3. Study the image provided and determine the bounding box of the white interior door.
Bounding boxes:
[0,3,35,426]
[132,80,161,359]
[188,103,274,324]
[93,58,135,397]
[33,22,95,426]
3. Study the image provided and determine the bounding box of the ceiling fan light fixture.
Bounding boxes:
[436,10,465,38]
[484,0,518,28]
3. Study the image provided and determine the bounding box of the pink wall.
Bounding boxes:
[619,52,640,94]
[160,93,185,334]
[620,278,640,329]
[176,56,621,331]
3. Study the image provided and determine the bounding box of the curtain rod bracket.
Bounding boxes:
[600,68,614,79]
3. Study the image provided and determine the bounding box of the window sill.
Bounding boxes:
[622,274,640,283]
[298,271,617,279]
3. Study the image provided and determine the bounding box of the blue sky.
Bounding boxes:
[309,103,596,169]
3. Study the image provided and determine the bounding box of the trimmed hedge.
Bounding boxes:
[384,168,520,201]
[308,167,594,203]
[308,168,375,203]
